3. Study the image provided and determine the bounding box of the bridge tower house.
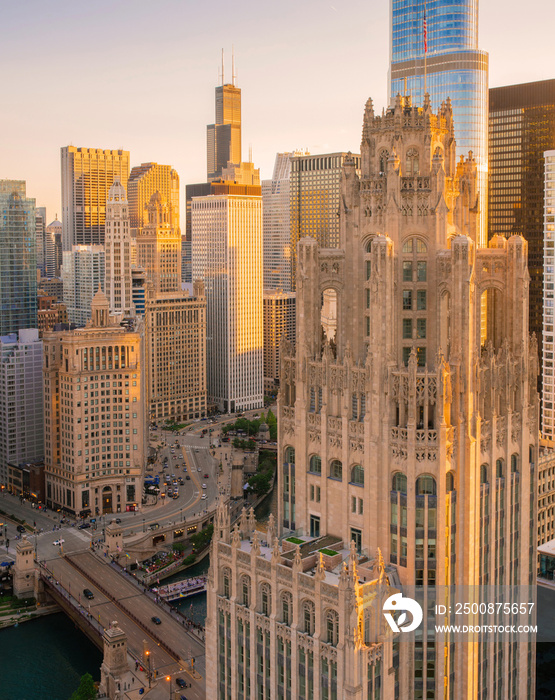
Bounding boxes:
[99,620,130,700]
[13,536,35,599]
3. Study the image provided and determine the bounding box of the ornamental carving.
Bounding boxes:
[308,430,321,444]
[350,439,364,453]
[511,413,522,443]
[496,416,507,447]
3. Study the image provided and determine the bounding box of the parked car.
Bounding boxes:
[203,474,209,479]
[151,616,162,625]
[202,484,207,489]
[83,588,94,600]
[186,475,191,480]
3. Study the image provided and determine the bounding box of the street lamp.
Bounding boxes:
[165,675,172,699]
[143,518,145,532]
[145,650,152,688]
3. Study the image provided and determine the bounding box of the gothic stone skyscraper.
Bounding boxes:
[275,96,538,698]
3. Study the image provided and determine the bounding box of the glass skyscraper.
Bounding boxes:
[0,180,37,335]
[389,0,488,243]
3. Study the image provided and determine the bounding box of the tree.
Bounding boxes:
[69,673,97,700]
[247,472,272,496]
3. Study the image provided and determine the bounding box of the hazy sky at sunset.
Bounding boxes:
[1,0,553,219]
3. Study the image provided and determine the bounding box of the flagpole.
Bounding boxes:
[423,0,428,98]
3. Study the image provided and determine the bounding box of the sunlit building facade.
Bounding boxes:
[192,190,263,412]
[207,82,242,181]
[263,291,296,392]
[127,162,180,234]
[62,245,105,326]
[61,146,130,251]
[104,178,133,318]
[389,0,488,245]
[543,150,555,439]
[0,180,37,335]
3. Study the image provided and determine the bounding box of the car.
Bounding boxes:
[197,467,201,472]
[151,616,162,625]
[202,484,207,489]
[204,474,209,479]
[53,539,64,546]
[115,518,121,524]
[176,678,187,688]
[201,494,207,500]
[16,525,26,533]
[178,478,184,485]
[186,475,191,480]
[78,522,91,530]
[83,588,94,600]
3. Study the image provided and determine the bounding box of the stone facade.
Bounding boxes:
[275,96,538,699]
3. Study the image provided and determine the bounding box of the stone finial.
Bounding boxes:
[247,507,256,535]
[377,547,387,586]
[349,540,358,575]
[339,561,349,589]
[292,544,302,572]
[315,552,326,582]
[251,529,261,556]
[239,507,248,536]
[272,537,281,564]
[231,524,241,548]
[266,513,276,548]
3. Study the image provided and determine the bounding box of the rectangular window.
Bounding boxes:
[403,290,413,310]
[417,261,427,281]
[403,318,412,339]
[366,260,371,280]
[403,347,412,365]
[366,288,371,308]
[416,319,426,339]
[403,261,413,282]
[417,290,427,310]
[417,347,426,367]
[310,515,320,538]
[352,496,357,513]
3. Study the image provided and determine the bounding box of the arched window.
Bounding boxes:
[260,582,271,616]
[222,567,231,598]
[446,471,455,492]
[309,455,321,474]
[330,460,343,480]
[392,472,407,493]
[325,609,339,646]
[284,447,295,465]
[403,237,427,254]
[281,591,293,625]
[365,238,373,254]
[416,475,437,496]
[496,459,504,479]
[511,454,519,473]
[480,464,489,484]
[351,465,364,486]
[302,600,315,635]
[241,575,250,607]
[406,148,420,176]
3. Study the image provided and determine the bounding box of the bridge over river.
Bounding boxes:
[38,550,206,699]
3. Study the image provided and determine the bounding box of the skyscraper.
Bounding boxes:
[543,150,555,440]
[0,180,37,335]
[0,329,43,489]
[489,79,555,383]
[104,178,133,318]
[263,290,296,392]
[46,217,62,278]
[208,95,539,699]
[389,0,488,244]
[207,80,241,181]
[262,152,298,292]
[289,152,360,289]
[43,289,146,515]
[192,188,263,413]
[127,162,180,234]
[35,206,47,277]
[61,146,130,251]
[62,245,106,326]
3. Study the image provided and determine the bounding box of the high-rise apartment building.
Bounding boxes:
[489,80,555,386]
[543,150,555,439]
[192,188,263,412]
[43,290,146,515]
[262,152,299,292]
[144,281,207,423]
[207,95,539,699]
[289,152,360,288]
[61,146,130,251]
[136,192,181,294]
[35,206,47,277]
[263,291,295,392]
[62,245,106,326]
[389,0,489,244]
[207,82,242,181]
[0,180,37,335]
[104,178,133,318]
[46,217,62,278]
[0,329,44,489]
[127,162,180,234]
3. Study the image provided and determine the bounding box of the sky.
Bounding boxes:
[1,0,554,220]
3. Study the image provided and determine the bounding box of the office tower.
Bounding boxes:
[136,192,181,293]
[37,296,68,335]
[0,180,37,335]
[537,446,555,547]
[0,329,44,489]
[489,80,555,399]
[543,149,555,439]
[37,277,63,302]
[35,206,47,277]
[389,0,488,245]
[263,291,295,392]
[181,239,192,284]
[144,281,207,423]
[207,80,241,181]
[131,267,147,316]
[46,217,62,278]
[207,95,539,699]
[62,245,106,326]
[104,178,133,318]
[127,162,180,233]
[192,185,263,413]
[262,152,299,292]
[61,146,130,251]
[289,152,360,289]
[43,289,146,515]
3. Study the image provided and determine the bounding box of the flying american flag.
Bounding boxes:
[423,4,428,53]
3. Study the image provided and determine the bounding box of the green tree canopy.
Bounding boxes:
[69,673,97,700]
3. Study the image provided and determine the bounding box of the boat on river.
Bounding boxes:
[151,575,207,602]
